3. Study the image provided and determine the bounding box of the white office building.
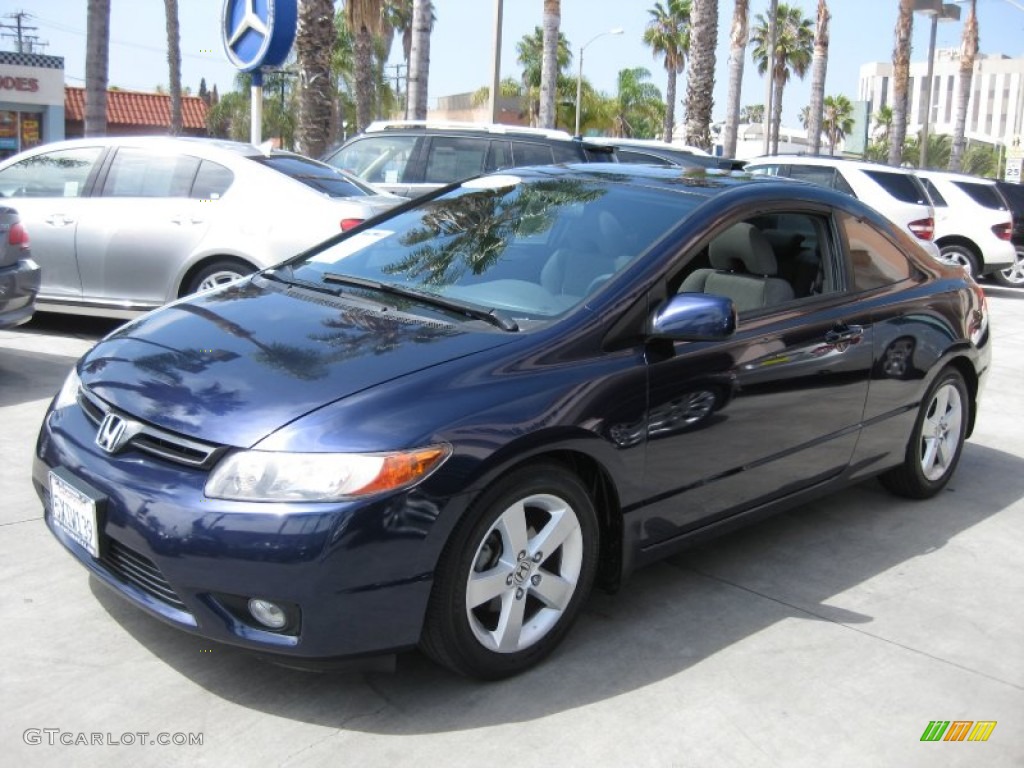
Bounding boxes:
[859,49,1024,145]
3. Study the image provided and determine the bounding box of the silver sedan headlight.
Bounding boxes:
[204,445,451,502]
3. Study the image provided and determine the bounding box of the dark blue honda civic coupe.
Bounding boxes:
[34,164,990,679]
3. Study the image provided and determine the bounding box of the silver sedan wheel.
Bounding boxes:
[920,382,964,482]
[465,493,583,653]
[197,270,245,292]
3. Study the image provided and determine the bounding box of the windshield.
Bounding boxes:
[253,154,378,198]
[287,173,691,322]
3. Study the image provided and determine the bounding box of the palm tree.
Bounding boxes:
[163,0,182,135]
[346,0,386,132]
[517,27,571,127]
[889,0,914,166]
[805,0,830,154]
[874,104,893,141]
[799,104,810,128]
[539,0,562,128]
[949,0,978,172]
[610,67,664,138]
[407,0,434,119]
[85,0,111,136]
[297,0,335,157]
[722,1,749,158]
[821,93,853,155]
[740,103,764,123]
[750,3,813,154]
[643,0,691,143]
[683,0,718,150]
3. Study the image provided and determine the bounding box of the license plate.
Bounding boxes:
[49,470,100,558]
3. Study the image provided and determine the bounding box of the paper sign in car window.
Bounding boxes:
[309,229,394,263]
[63,181,80,198]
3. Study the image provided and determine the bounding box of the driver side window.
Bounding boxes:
[674,212,837,315]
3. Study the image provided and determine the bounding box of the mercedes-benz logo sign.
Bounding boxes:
[222,0,298,73]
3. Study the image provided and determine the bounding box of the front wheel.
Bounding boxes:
[880,368,969,499]
[421,463,599,679]
[991,247,1024,287]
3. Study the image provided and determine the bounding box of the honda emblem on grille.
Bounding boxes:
[96,413,129,453]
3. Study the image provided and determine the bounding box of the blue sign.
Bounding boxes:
[221,0,298,73]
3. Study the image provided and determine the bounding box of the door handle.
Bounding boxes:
[171,215,203,225]
[44,214,72,226]
[825,324,864,344]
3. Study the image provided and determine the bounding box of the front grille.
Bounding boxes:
[77,387,223,469]
[101,539,189,613]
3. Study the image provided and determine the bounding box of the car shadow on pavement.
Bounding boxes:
[0,348,80,408]
[89,441,1023,734]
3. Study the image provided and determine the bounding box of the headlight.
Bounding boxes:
[204,445,451,502]
[53,367,81,410]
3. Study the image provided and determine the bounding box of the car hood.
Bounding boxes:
[77,278,517,447]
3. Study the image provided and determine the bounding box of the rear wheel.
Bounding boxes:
[991,247,1024,287]
[880,368,969,499]
[421,463,599,679]
[938,244,979,278]
[183,258,255,296]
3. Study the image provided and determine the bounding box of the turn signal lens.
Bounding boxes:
[340,218,365,231]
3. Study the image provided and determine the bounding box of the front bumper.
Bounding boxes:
[35,397,456,659]
[0,257,41,328]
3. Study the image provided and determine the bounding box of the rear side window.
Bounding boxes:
[511,142,555,167]
[788,164,838,188]
[485,140,512,171]
[327,135,417,185]
[551,144,582,164]
[424,137,488,183]
[190,160,234,200]
[921,178,948,207]
[841,214,915,290]
[102,149,199,198]
[953,181,1005,210]
[862,170,928,205]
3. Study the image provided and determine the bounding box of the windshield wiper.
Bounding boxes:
[321,272,519,332]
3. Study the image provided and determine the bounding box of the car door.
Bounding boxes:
[636,208,876,546]
[76,147,210,307]
[0,145,105,299]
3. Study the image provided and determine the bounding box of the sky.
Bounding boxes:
[11,0,1024,128]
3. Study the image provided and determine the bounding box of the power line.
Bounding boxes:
[1,10,47,53]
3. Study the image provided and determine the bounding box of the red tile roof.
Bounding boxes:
[65,87,208,130]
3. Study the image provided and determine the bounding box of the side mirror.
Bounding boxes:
[648,293,736,341]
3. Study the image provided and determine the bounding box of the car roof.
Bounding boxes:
[360,119,616,148]
[746,155,920,174]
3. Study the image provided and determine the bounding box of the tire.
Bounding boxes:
[183,258,255,296]
[991,247,1024,287]
[421,463,599,679]
[880,368,969,499]
[938,244,979,278]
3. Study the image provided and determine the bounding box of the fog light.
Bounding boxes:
[248,598,288,629]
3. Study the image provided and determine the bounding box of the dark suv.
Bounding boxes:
[323,120,617,197]
[994,180,1024,287]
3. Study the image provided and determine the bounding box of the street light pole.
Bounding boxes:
[575,27,623,136]
[488,0,503,124]
[915,2,960,169]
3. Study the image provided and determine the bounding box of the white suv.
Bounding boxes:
[914,169,1016,278]
[745,156,936,245]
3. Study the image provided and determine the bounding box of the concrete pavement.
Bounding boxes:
[1,294,1021,767]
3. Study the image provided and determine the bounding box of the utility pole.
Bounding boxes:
[385,63,408,119]
[0,11,39,53]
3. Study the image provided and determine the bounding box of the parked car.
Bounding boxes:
[0,137,405,318]
[0,206,39,328]
[599,137,746,171]
[36,165,989,679]
[322,120,617,197]
[914,169,1015,279]
[992,180,1024,287]
[745,156,936,244]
